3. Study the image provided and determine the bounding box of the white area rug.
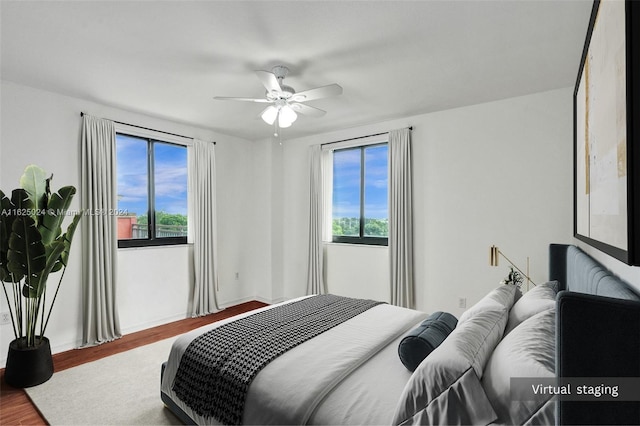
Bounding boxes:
[25,338,181,425]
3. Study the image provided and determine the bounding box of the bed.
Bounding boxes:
[161,244,640,425]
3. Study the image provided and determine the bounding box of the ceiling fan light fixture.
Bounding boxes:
[261,105,278,125]
[279,105,297,127]
[278,115,293,128]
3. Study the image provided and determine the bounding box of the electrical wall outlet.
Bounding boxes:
[458,297,467,309]
[0,311,11,325]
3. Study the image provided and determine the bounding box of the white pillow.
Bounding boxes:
[481,308,556,425]
[459,284,518,324]
[504,280,558,334]
[392,303,511,425]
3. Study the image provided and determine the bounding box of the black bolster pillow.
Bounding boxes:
[398,311,458,372]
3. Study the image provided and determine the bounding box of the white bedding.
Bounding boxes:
[161,297,428,425]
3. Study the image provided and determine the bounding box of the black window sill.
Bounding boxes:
[118,237,187,249]
[331,237,388,246]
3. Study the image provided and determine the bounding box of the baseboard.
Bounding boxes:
[120,313,189,336]
[218,295,283,308]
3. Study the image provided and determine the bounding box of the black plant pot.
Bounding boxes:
[4,336,54,388]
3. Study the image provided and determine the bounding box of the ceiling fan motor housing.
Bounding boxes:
[266,86,295,100]
[272,65,289,79]
[265,65,295,100]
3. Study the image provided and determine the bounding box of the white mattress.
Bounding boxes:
[161,296,428,425]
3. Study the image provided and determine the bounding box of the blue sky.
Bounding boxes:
[116,134,188,217]
[333,144,388,220]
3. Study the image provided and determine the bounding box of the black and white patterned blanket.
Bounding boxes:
[172,294,383,425]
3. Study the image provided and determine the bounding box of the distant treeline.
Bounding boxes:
[332,217,388,237]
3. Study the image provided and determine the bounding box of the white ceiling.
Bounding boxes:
[1,1,592,141]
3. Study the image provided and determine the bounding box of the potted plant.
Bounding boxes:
[0,165,81,388]
[501,266,524,288]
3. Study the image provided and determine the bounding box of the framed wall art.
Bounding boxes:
[574,0,640,265]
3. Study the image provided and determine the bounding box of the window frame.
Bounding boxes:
[332,142,388,246]
[116,132,188,249]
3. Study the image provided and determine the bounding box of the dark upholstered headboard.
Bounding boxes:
[550,244,640,300]
[549,244,640,425]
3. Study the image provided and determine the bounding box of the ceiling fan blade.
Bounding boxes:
[290,103,326,117]
[290,84,343,102]
[255,70,282,95]
[213,96,272,103]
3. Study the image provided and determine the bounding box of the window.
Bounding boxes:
[116,133,188,248]
[332,143,388,245]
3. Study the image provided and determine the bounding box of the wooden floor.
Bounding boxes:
[0,301,267,426]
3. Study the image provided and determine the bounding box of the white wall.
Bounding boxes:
[325,244,390,302]
[0,81,257,366]
[117,245,193,332]
[243,138,273,302]
[279,87,575,316]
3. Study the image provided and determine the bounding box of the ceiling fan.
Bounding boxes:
[214,65,343,136]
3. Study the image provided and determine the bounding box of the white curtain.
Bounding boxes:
[306,145,327,295]
[189,139,220,316]
[80,115,122,345]
[389,128,414,308]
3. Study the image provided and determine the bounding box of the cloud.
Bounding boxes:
[155,166,188,198]
[117,172,148,203]
[332,202,360,218]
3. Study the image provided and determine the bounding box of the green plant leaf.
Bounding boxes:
[19,165,48,218]
[11,188,33,211]
[26,239,65,298]
[1,190,14,251]
[1,190,17,282]
[7,216,46,288]
[3,189,35,283]
[59,212,81,267]
[48,242,64,274]
[48,213,81,273]
[39,186,76,246]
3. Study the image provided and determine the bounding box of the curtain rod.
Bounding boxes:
[80,112,216,144]
[321,126,412,147]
